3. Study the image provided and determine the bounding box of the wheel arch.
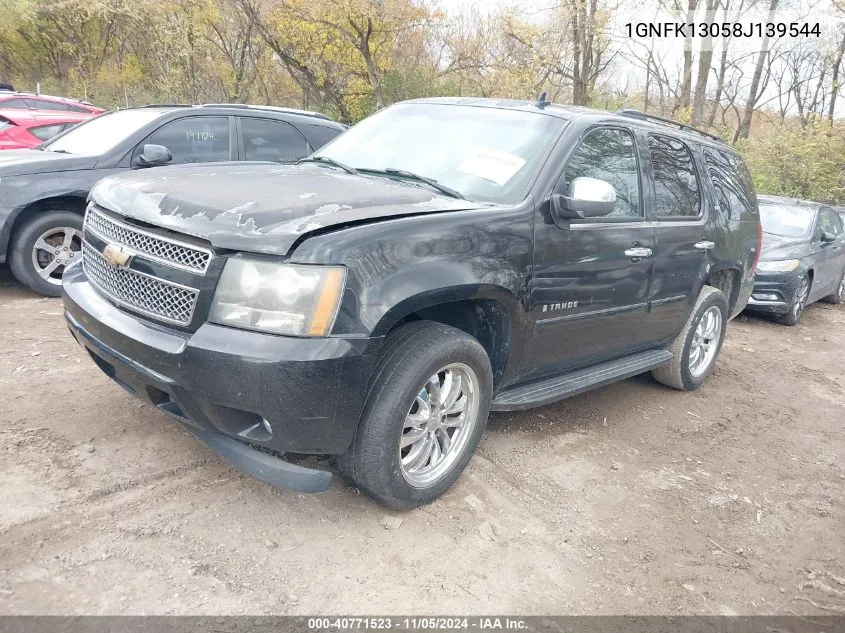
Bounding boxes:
[704,266,742,314]
[3,194,87,259]
[371,286,525,389]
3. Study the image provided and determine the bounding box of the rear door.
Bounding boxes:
[635,133,711,348]
[525,125,654,380]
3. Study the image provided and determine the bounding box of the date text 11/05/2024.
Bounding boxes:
[625,22,821,38]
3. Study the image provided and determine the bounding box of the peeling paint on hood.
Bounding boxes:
[90,163,486,256]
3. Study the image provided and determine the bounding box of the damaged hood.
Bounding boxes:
[90,162,486,256]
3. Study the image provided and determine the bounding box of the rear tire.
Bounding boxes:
[8,211,83,297]
[651,286,728,391]
[337,321,493,509]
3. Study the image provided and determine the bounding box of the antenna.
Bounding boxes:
[536,91,550,109]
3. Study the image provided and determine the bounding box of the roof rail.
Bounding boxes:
[199,103,330,121]
[615,108,725,144]
[137,104,193,108]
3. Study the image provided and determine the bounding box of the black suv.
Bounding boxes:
[62,98,761,508]
[0,104,345,296]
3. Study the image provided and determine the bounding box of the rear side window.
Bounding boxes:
[300,123,343,150]
[563,127,642,218]
[0,97,32,109]
[140,116,231,164]
[29,123,66,141]
[704,148,757,221]
[648,134,701,217]
[241,117,310,163]
[32,99,90,113]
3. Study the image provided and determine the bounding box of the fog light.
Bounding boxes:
[753,293,779,301]
[261,418,273,435]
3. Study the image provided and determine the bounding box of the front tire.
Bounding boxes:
[337,321,493,509]
[8,211,83,297]
[651,286,728,391]
[775,273,810,325]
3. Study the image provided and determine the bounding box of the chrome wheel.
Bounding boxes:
[792,275,810,320]
[688,306,722,379]
[837,275,845,302]
[31,226,82,286]
[400,363,480,488]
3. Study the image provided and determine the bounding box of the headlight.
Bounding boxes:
[756,259,800,272]
[209,258,345,336]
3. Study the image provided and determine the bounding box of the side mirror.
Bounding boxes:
[552,176,617,220]
[133,144,172,168]
[821,231,836,244]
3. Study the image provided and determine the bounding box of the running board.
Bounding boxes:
[491,349,673,411]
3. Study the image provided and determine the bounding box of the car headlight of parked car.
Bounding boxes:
[755,259,800,273]
[209,258,346,336]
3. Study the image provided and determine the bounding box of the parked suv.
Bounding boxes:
[62,98,761,508]
[0,104,344,296]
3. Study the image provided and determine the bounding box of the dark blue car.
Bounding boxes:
[746,195,845,325]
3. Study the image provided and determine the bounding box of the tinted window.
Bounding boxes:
[301,123,343,150]
[241,118,309,162]
[563,127,641,218]
[142,117,230,164]
[31,99,90,113]
[648,134,701,217]
[704,148,757,221]
[29,124,66,141]
[819,209,843,237]
[0,97,32,109]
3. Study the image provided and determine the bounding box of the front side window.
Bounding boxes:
[648,134,701,217]
[563,127,641,218]
[819,209,844,237]
[140,116,230,165]
[241,118,309,163]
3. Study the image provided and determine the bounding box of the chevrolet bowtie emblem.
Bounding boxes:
[102,243,133,269]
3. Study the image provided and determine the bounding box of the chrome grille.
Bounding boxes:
[85,206,212,273]
[82,242,198,325]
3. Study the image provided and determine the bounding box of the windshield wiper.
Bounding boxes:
[297,155,358,175]
[43,148,70,154]
[361,168,464,200]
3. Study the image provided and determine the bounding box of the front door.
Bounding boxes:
[816,208,845,298]
[525,126,654,381]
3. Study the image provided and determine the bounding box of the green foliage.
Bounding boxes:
[738,119,845,205]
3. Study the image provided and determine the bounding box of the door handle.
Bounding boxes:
[694,240,715,251]
[624,247,653,258]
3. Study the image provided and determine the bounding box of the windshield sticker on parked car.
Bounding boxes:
[457,148,526,185]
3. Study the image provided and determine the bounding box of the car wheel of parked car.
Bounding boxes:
[776,273,811,326]
[651,286,728,391]
[9,211,83,297]
[822,270,845,305]
[337,321,493,508]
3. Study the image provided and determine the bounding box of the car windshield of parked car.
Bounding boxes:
[759,203,815,238]
[313,103,566,203]
[41,109,166,155]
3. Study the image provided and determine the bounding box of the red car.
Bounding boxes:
[0,90,104,115]
[0,109,92,150]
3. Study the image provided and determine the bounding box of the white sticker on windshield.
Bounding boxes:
[457,148,526,185]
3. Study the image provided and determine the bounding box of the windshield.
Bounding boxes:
[759,203,815,238]
[42,109,168,155]
[314,103,565,203]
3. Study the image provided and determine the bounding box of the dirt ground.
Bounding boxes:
[1,265,844,616]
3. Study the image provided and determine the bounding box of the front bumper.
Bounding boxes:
[63,264,379,492]
[744,271,800,314]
